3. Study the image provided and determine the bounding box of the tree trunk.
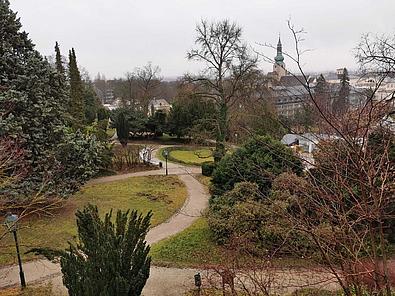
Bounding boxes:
[214,103,228,163]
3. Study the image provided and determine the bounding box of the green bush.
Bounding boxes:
[207,182,264,245]
[31,204,152,296]
[202,161,216,176]
[208,175,315,255]
[211,136,303,197]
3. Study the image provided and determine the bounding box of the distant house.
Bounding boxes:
[148,98,171,116]
[103,97,123,111]
[282,133,317,153]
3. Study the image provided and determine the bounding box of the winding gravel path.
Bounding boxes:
[0,148,209,295]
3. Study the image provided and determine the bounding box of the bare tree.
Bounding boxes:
[124,71,139,109]
[186,19,258,162]
[262,24,395,296]
[135,62,162,114]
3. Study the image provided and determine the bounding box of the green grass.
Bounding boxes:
[0,176,187,266]
[151,218,223,267]
[158,146,214,166]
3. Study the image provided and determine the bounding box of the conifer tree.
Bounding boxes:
[113,109,130,147]
[334,68,350,114]
[68,48,85,125]
[314,74,332,112]
[0,0,67,195]
[55,41,65,77]
[83,79,99,124]
[31,204,152,296]
[0,0,107,198]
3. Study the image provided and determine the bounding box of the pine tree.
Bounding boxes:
[31,204,152,296]
[68,48,85,125]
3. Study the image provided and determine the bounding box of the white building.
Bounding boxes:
[148,98,171,116]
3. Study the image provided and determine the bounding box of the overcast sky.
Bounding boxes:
[10,0,395,80]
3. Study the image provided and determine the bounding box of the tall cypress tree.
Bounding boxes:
[334,68,350,114]
[55,41,65,77]
[68,48,85,125]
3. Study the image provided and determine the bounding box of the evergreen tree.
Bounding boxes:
[68,48,85,125]
[334,68,350,114]
[314,74,332,112]
[0,1,107,198]
[0,0,67,196]
[31,204,152,296]
[167,95,216,139]
[83,79,99,124]
[113,109,130,146]
[55,41,65,77]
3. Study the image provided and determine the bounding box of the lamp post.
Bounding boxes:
[164,150,169,176]
[194,272,201,295]
[4,214,26,288]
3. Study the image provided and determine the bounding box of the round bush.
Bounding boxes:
[211,136,303,197]
[201,161,216,176]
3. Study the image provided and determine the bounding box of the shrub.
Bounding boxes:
[207,182,264,245]
[208,175,315,255]
[31,204,152,296]
[52,129,110,196]
[202,161,216,176]
[211,136,303,197]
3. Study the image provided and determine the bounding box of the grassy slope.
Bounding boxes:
[151,218,223,267]
[0,176,187,265]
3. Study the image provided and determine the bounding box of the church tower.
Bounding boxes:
[273,36,286,78]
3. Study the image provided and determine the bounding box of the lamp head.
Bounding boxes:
[4,214,18,231]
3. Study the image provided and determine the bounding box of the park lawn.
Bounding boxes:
[0,176,187,266]
[158,146,214,166]
[170,149,214,165]
[151,218,223,267]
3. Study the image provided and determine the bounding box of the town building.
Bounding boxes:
[267,37,309,118]
[148,98,171,116]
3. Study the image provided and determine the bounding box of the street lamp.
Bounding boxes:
[164,150,169,176]
[4,214,26,288]
[194,272,201,295]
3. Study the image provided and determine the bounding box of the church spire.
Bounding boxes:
[274,34,284,66]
